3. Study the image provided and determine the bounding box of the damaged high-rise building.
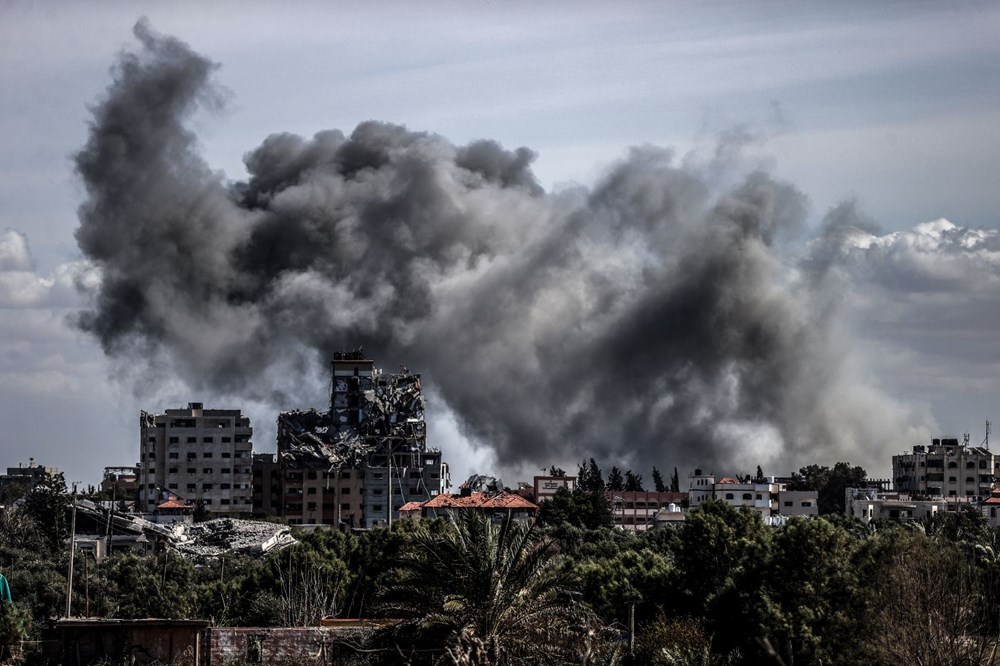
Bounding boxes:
[261,350,450,527]
[139,403,254,516]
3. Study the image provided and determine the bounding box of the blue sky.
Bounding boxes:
[1,1,999,486]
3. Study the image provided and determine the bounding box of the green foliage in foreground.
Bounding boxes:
[4,492,1000,665]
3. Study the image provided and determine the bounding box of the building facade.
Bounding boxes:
[892,438,997,499]
[275,351,450,527]
[139,403,253,517]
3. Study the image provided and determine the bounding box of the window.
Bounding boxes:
[221,499,230,505]
[168,467,178,474]
[204,452,213,459]
[341,471,351,479]
[221,452,231,458]
[147,451,156,458]
[220,483,230,490]
[307,487,316,495]
[221,437,231,443]
[168,483,178,489]
[203,468,213,474]
[187,484,196,491]
[147,467,155,473]
[341,488,350,495]
[168,452,179,459]
[204,499,212,505]
[203,483,213,490]
[801,501,813,507]
[340,502,350,510]
[725,493,734,500]
[187,468,196,474]
[168,436,179,444]
[372,505,383,513]
[187,437,196,443]
[372,472,384,480]
[373,489,383,496]
[742,493,752,500]
[307,471,317,480]
[307,502,317,511]
[221,468,231,474]
[203,437,213,443]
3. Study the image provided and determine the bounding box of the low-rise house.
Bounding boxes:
[608,491,688,531]
[400,490,538,524]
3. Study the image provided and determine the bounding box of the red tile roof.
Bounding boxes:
[398,501,424,513]
[157,499,192,510]
[421,491,537,511]
[717,477,739,484]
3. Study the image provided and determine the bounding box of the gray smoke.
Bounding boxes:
[74,22,928,475]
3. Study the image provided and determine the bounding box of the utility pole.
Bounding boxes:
[65,483,78,618]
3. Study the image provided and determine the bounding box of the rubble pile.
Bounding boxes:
[278,367,427,467]
[171,518,297,558]
[278,409,371,468]
[72,500,297,559]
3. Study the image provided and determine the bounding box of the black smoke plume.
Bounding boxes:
[74,23,926,475]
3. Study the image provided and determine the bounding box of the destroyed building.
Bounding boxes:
[265,350,450,528]
[139,403,253,516]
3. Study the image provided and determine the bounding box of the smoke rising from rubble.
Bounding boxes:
[74,22,930,475]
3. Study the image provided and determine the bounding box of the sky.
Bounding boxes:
[2,1,1000,489]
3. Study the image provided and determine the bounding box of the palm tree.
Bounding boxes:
[380,512,604,665]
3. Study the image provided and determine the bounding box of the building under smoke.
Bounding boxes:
[267,350,450,528]
[139,403,253,516]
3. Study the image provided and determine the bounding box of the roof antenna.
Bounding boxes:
[984,421,992,450]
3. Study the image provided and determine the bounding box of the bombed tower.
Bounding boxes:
[268,351,449,528]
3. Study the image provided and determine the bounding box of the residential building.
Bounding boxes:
[0,460,60,502]
[138,403,253,517]
[608,490,688,531]
[101,466,138,501]
[892,438,997,499]
[777,490,819,518]
[251,454,280,518]
[685,470,818,520]
[401,490,538,524]
[846,487,949,523]
[533,475,576,503]
[275,350,450,527]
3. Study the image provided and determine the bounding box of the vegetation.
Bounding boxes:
[5,466,1000,664]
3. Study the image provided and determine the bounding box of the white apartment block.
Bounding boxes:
[139,403,253,517]
[892,438,997,499]
[687,469,818,519]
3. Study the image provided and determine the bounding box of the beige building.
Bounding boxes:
[139,403,253,517]
[608,491,688,531]
[892,438,997,499]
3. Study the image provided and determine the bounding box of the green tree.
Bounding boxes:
[20,471,69,552]
[652,468,666,493]
[670,468,680,493]
[790,462,867,514]
[381,513,593,664]
[578,459,606,492]
[536,487,613,530]
[548,466,566,477]
[624,470,644,492]
[607,467,625,492]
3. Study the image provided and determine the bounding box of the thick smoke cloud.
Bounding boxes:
[74,23,929,475]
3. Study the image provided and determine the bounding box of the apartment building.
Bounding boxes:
[275,350,450,527]
[139,403,253,517]
[892,438,997,499]
[686,469,818,519]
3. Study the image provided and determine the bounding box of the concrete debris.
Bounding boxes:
[170,518,297,558]
[278,366,427,468]
[460,474,505,494]
[72,500,296,558]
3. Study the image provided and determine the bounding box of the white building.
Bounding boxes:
[139,403,253,517]
[687,470,818,520]
[892,438,997,499]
